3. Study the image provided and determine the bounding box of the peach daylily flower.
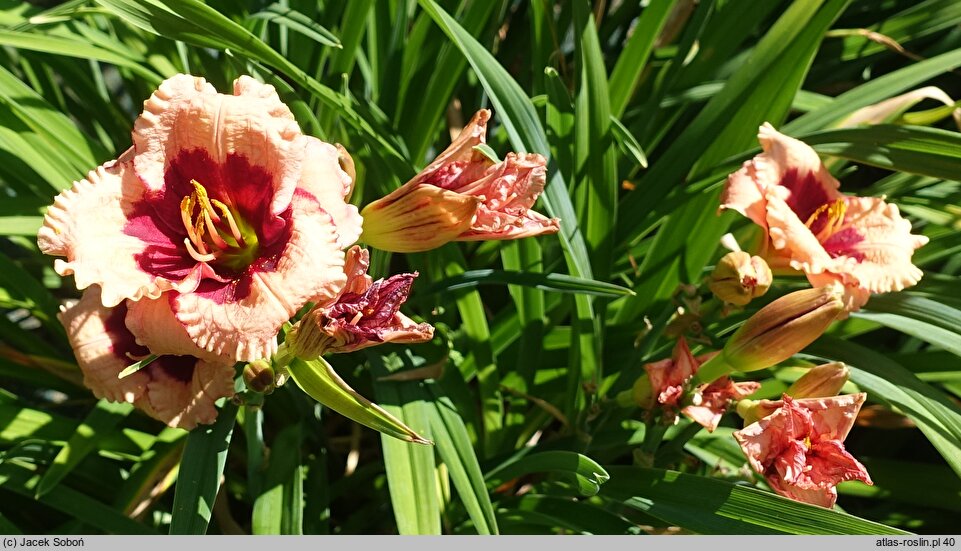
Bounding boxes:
[644,338,760,432]
[288,246,434,357]
[721,123,928,310]
[39,75,362,362]
[360,110,560,252]
[734,393,873,508]
[60,286,235,430]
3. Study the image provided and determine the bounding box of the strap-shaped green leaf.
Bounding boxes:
[287,357,430,445]
[169,401,237,535]
[486,451,610,497]
[602,466,909,535]
[36,399,134,498]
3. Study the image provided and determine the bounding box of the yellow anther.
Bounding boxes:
[190,179,221,223]
[180,195,195,238]
[804,198,847,240]
[804,203,831,228]
[180,194,208,254]
[825,199,847,234]
[194,212,207,246]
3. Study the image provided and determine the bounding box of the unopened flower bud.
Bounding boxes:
[632,373,655,409]
[721,286,845,372]
[735,398,780,426]
[787,362,849,399]
[360,184,480,253]
[243,359,275,394]
[709,251,772,306]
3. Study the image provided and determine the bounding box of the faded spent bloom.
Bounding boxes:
[39,74,362,362]
[734,393,872,508]
[361,110,560,252]
[638,338,759,432]
[709,251,773,306]
[721,123,927,310]
[287,246,434,358]
[60,286,235,430]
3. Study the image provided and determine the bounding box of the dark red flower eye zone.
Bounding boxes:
[123,149,295,294]
[104,302,195,383]
[780,169,833,225]
[326,272,419,342]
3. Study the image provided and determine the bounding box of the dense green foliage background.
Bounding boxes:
[0,0,960,535]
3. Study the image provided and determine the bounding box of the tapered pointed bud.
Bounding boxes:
[360,185,480,253]
[721,286,845,373]
[709,251,772,306]
[787,362,849,399]
[243,359,275,394]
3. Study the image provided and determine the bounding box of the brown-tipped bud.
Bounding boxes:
[787,362,849,399]
[721,286,845,372]
[360,184,479,253]
[709,251,772,306]
[244,359,275,394]
[631,374,655,409]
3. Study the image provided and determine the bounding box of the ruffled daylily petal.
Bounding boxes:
[139,358,236,430]
[124,293,226,363]
[794,393,865,442]
[289,246,434,357]
[58,286,235,430]
[132,74,303,215]
[298,137,363,249]
[457,153,561,241]
[174,191,347,362]
[341,243,374,295]
[823,197,928,294]
[723,123,840,229]
[37,157,191,307]
[721,123,927,310]
[59,287,149,403]
[360,110,559,252]
[734,393,872,508]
